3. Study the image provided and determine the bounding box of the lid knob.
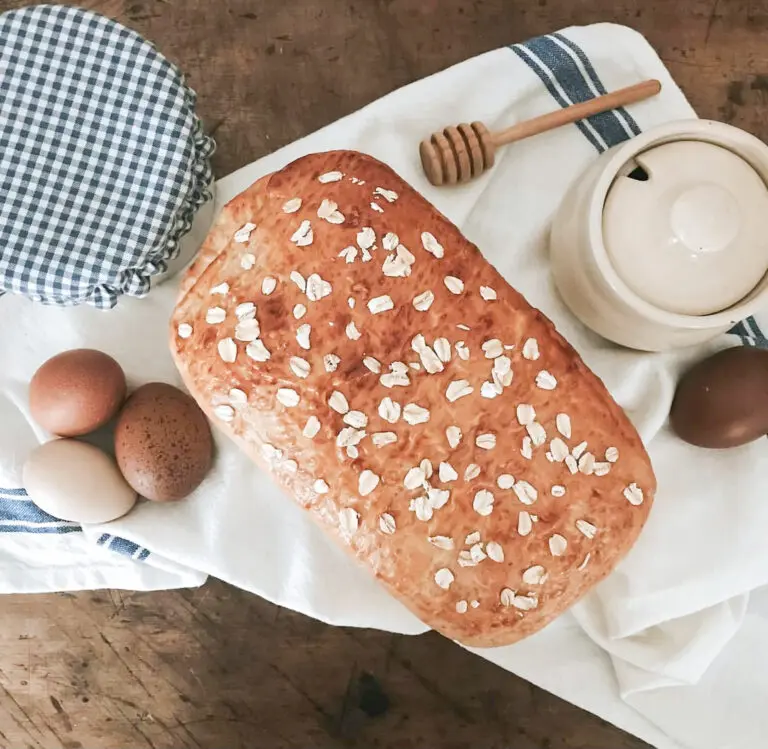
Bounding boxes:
[603,141,768,316]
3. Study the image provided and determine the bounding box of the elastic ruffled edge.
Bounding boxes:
[87,88,216,309]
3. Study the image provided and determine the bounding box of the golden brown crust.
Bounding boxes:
[170,150,656,647]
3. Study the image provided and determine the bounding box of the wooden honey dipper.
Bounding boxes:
[419,79,662,186]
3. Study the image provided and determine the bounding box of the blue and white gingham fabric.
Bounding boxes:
[0,4,214,308]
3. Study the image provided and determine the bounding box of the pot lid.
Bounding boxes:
[602,140,768,316]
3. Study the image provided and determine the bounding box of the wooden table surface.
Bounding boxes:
[1,1,765,747]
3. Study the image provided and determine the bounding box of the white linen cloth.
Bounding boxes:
[1,22,767,749]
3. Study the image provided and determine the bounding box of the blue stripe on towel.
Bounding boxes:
[0,487,151,558]
[509,33,639,152]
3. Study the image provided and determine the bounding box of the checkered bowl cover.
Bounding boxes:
[0,4,215,308]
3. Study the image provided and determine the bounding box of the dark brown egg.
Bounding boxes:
[29,349,126,437]
[114,383,212,501]
[670,347,768,448]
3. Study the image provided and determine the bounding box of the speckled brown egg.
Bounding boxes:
[670,346,768,448]
[29,349,127,437]
[114,383,213,501]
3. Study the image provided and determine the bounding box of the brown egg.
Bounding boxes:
[114,383,213,501]
[670,347,768,448]
[29,349,127,437]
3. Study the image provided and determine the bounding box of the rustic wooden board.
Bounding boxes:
[2,0,764,746]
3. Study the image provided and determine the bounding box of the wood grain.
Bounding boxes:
[2,0,764,746]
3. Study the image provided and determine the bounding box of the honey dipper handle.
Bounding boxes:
[492,79,662,147]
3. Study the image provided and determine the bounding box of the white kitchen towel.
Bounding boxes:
[1,22,767,749]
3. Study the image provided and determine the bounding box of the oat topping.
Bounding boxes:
[241,253,256,270]
[372,432,397,447]
[475,433,496,450]
[296,323,311,350]
[434,568,454,590]
[549,534,568,556]
[345,321,361,341]
[328,390,349,414]
[578,452,596,475]
[497,474,515,490]
[404,466,426,490]
[463,531,480,546]
[429,535,455,550]
[513,480,537,505]
[359,470,380,496]
[455,600,468,614]
[376,397,400,424]
[576,519,597,539]
[550,438,569,462]
[480,382,500,399]
[457,324,471,331]
[473,489,495,516]
[261,444,282,462]
[318,171,343,183]
[282,460,298,474]
[485,541,504,563]
[551,485,566,497]
[374,187,398,202]
[605,446,619,463]
[313,479,329,494]
[412,335,444,374]
[482,339,503,359]
[357,226,376,250]
[413,290,434,311]
[403,403,430,425]
[211,282,229,295]
[323,354,341,372]
[236,302,256,320]
[518,511,533,536]
[177,323,193,339]
[262,276,277,295]
[293,303,307,320]
[228,389,248,408]
[379,513,396,534]
[519,566,547,587]
[520,436,533,460]
[370,202,384,213]
[565,455,578,474]
[421,232,444,259]
[246,339,271,361]
[572,441,587,459]
[470,600,480,609]
[218,338,237,363]
[214,404,235,422]
[446,425,462,449]
[438,462,458,482]
[290,220,313,246]
[206,306,226,324]
[527,422,547,447]
[286,356,310,379]
[410,495,433,521]
[317,198,345,224]
[511,595,538,611]
[593,462,611,476]
[234,222,257,243]
[339,246,357,263]
[303,416,321,438]
[276,388,300,407]
[455,341,470,361]
[290,270,306,292]
[536,370,558,390]
[469,543,487,563]
[346,446,359,459]
[282,198,302,213]
[444,276,464,294]
[235,318,261,342]
[522,338,540,360]
[368,295,394,314]
[556,413,572,439]
[363,356,381,374]
[500,588,516,607]
[446,379,473,402]
[516,404,536,425]
[420,459,433,479]
[361,249,372,262]
[338,507,360,536]
[336,427,365,448]
[342,411,367,429]
[433,338,451,363]
[578,553,591,571]
[305,273,332,302]
[382,232,399,251]
[624,483,644,505]
[479,285,497,301]
[464,463,481,481]
[492,356,513,385]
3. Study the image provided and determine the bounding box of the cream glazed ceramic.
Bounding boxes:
[550,119,768,351]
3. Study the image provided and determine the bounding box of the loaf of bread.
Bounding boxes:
[170,150,655,647]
